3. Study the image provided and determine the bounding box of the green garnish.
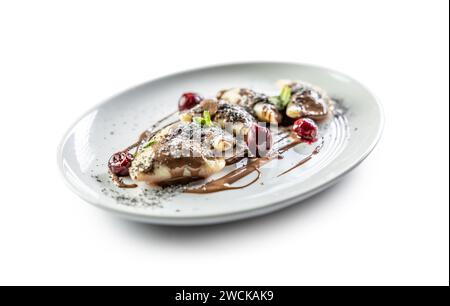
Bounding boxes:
[269,85,292,111]
[203,110,212,126]
[279,85,292,108]
[143,139,157,149]
[194,110,214,127]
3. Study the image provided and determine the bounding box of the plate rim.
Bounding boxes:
[57,61,385,225]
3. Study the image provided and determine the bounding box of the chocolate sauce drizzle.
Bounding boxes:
[184,140,303,194]
[111,109,326,193]
[277,139,324,177]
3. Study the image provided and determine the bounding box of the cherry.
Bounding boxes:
[178,92,203,111]
[108,151,134,177]
[247,124,273,157]
[293,118,319,143]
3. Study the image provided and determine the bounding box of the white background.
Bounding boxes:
[0,0,448,286]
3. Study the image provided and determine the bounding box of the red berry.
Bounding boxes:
[108,151,134,177]
[293,118,319,143]
[178,92,203,111]
[247,124,273,157]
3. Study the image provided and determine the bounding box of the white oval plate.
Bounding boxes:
[58,62,383,226]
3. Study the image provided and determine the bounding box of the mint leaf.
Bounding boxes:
[194,111,214,127]
[279,85,292,108]
[203,111,212,127]
[268,86,292,111]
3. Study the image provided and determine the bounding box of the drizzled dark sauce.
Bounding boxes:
[111,100,333,192]
[277,139,324,177]
[112,123,322,192]
[185,140,302,194]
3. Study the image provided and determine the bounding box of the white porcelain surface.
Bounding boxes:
[58,62,384,225]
